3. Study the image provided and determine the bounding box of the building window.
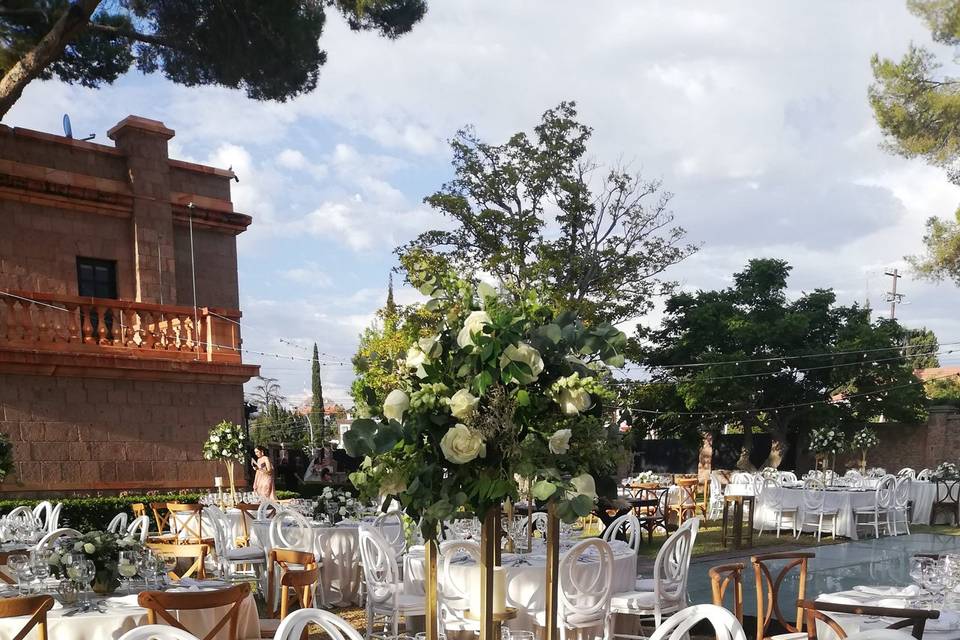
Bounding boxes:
[76,257,117,299]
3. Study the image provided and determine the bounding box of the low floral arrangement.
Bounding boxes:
[932,462,960,480]
[48,531,142,594]
[866,467,887,477]
[345,268,627,536]
[628,471,658,485]
[313,486,362,523]
[809,427,846,455]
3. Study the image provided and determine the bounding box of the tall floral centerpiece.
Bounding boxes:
[850,427,879,472]
[345,270,626,639]
[809,427,846,474]
[202,420,247,506]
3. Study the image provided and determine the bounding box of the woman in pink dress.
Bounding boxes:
[251,446,276,500]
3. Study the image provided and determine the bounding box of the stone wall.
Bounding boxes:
[172,225,240,309]
[0,373,245,492]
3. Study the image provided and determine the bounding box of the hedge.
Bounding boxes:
[0,491,299,532]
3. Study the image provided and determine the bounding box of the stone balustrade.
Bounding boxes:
[0,289,242,364]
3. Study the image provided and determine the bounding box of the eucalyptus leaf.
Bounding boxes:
[532,480,557,500]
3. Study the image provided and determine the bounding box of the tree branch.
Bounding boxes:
[86,22,175,49]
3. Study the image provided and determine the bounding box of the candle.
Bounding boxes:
[214,476,223,488]
[468,566,508,616]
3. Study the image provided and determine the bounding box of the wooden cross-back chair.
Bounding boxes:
[668,477,707,525]
[146,542,208,581]
[799,599,939,640]
[149,502,175,541]
[752,551,815,640]
[709,562,745,623]
[167,503,209,544]
[266,549,317,617]
[131,502,148,521]
[0,595,55,640]
[139,583,250,640]
[277,566,319,619]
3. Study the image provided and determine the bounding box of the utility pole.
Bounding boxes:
[885,268,904,319]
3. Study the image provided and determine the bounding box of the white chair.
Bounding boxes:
[535,538,614,640]
[107,513,129,534]
[708,475,725,519]
[888,476,912,536]
[374,509,407,559]
[795,481,837,541]
[648,604,747,640]
[36,527,81,550]
[854,474,895,538]
[31,502,52,531]
[521,511,549,538]
[6,506,36,527]
[268,509,314,553]
[730,472,753,485]
[602,513,642,556]
[898,468,916,480]
[273,608,365,640]
[437,539,481,633]
[778,471,798,484]
[917,468,932,481]
[128,515,151,544]
[358,526,425,638]
[756,477,798,538]
[610,518,700,634]
[256,499,283,520]
[204,505,267,583]
[118,625,202,640]
[47,503,62,533]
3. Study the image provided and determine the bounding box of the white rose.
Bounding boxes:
[448,389,480,420]
[499,342,544,383]
[557,387,592,415]
[548,429,572,454]
[569,473,597,500]
[73,542,83,552]
[339,507,347,516]
[405,345,428,370]
[210,435,219,443]
[418,335,442,359]
[440,424,486,464]
[457,311,492,348]
[83,543,96,554]
[383,389,410,422]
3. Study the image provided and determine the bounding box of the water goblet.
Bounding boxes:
[7,553,29,595]
[75,559,94,608]
[926,561,948,608]
[118,550,138,593]
[910,557,930,592]
[30,550,49,592]
[137,551,156,589]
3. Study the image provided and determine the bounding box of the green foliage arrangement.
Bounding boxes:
[344,269,627,534]
[47,530,143,591]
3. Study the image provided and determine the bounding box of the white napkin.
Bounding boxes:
[818,594,862,605]
[928,610,960,631]
[177,577,229,589]
[875,598,909,609]
[853,585,920,597]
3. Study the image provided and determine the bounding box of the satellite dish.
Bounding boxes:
[62,114,73,139]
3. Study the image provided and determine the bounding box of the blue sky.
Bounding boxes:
[9,1,960,405]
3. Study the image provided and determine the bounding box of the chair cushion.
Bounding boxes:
[226,546,266,561]
[610,590,658,613]
[533,610,606,627]
[373,593,426,615]
[635,577,654,591]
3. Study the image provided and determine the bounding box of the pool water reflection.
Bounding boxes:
[687,533,960,617]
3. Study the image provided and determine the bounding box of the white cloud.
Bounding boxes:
[280,262,333,287]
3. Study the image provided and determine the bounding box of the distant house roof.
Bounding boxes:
[295,397,348,416]
[915,367,960,381]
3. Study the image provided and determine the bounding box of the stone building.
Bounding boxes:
[0,115,259,493]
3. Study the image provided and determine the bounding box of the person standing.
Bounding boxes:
[251,446,276,500]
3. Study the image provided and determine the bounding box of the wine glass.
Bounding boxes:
[75,560,94,608]
[30,550,49,591]
[926,561,947,608]
[7,553,29,595]
[138,551,156,589]
[910,557,930,592]
[118,550,138,593]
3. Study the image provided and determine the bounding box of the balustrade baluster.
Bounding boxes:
[96,305,109,344]
[37,305,49,343]
[51,304,64,343]
[66,304,79,343]
[18,301,32,342]
[123,309,136,347]
[142,311,156,349]
[81,304,95,344]
[163,315,176,350]
[0,298,9,341]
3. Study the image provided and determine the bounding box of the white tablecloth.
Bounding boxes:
[816,589,960,640]
[404,539,637,631]
[756,487,879,540]
[859,479,936,524]
[0,587,259,640]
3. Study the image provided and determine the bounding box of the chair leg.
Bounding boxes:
[366,603,374,639]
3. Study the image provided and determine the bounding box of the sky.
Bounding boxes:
[9,1,960,407]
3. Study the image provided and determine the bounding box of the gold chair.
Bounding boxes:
[149,502,176,542]
[668,477,701,525]
[0,594,55,640]
[709,562,744,623]
[146,542,208,581]
[265,549,317,618]
[139,583,250,640]
[752,551,814,640]
[167,503,210,545]
[260,566,320,638]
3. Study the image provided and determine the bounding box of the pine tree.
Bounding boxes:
[311,343,326,447]
[385,273,398,331]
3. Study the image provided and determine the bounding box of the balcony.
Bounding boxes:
[0,290,258,382]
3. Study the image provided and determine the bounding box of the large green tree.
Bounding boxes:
[397,101,698,326]
[632,259,927,470]
[0,0,426,119]
[870,0,960,280]
[905,326,940,369]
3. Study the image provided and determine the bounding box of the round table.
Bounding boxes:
[0,584,259,640]
[403,539,637,631]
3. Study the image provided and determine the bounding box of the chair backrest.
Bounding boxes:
[845,469,863,479]
[710,475,724,499]
[277,565,319,619]
[751,551,815,640]
[149,503,171,535]
[894,476,911,509]
[46,504,61,533]
[675,478,698,506]
[36,527,81,551]
[257,499,283,520]
[916,468,931,481]
[167,503,204,541]
[128,515,151,544]
[118,625,203,640]
[139,583,250,640]
[145,543,208,581]
[778,471,798,484]
[358,526,401,607]
[31,502,52,530]
[439,539,481,601]
[107,512,129,534]
[800,599,939,640]
[558,538,614,622]
[6,506,36,526]
[648,603,747,640]
[731,472,753,485]
[601,513,641,553]
[654,517,700,611]
[898,468,916,480]
[131,502,148,520]
[268,509,314,552]
[755,477,778,504]
[273,608,365,640]
[521,511,549,537]
[877,475,897,510]
[0,594,55,640]
[374,509,406,557]
[266,548,317,616]
[801,483,826,512]
[201,506,230,558]
[234,502,259,544]
[709,563,745,623]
